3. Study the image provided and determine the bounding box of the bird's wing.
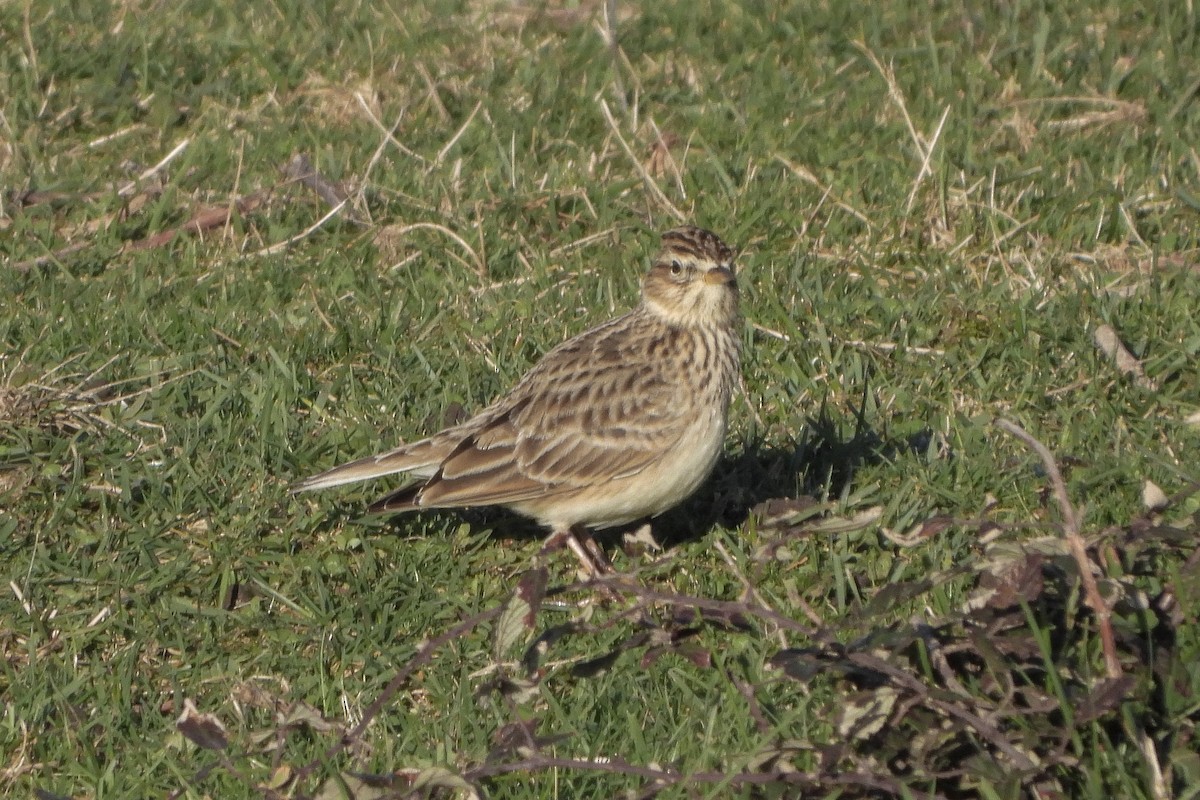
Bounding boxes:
[403,319,690,509]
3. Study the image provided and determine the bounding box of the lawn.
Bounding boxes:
[2,1,1198,798]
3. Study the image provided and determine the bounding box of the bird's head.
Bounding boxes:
[641,226,739,328]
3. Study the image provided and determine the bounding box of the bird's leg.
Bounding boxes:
[574,527,614,575]
[542,525,612,578]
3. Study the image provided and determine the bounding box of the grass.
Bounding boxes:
[2,0,1199,797]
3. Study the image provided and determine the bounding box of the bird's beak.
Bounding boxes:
[703,266,736,285]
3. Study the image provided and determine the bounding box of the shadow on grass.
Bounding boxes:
[652,399,916,549]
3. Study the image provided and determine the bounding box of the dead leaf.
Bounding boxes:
[836,687,898,740]
[1142,480,1168,511]
[493,567,547,659]
[622,523,662,557]
[176,698,228,751]
[1092,323,1158,390]
[1074,675,1135,723]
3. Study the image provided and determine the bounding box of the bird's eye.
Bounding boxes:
[669,260,683,276]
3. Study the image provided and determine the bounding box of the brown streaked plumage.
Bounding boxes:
[292,226,741,575]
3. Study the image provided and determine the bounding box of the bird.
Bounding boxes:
[291,226,741,576]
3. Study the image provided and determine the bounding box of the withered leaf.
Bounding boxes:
[317,768,481,800]
[571,649,623,679]
[494,566,548,659]
[1074,675,1135,724]
[835,687,898,740]
[862,579,934,617]
[490,719,570,761]
[674,642,713,668]
[176,698,228,751]
[622,523,662,556]
[668,604,753,632]
[977,553,1045,610]
[521,622,579,676]
[281,700,338,733]
[751,495,826,529]
[476,675,540,705]
[315,771,392,800]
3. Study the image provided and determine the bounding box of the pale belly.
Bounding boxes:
[514,409,727,530]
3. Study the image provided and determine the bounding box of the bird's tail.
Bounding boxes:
[290,440,440,493]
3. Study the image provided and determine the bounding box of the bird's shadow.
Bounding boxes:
[649,401,891,550]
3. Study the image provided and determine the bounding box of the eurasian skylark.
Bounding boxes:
[292,226,741,575]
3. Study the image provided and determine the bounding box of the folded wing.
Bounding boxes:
[372,318,689,512]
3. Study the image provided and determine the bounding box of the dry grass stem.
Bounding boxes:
[598,99,685,222]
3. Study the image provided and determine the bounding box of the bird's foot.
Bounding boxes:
[542,525,614,581]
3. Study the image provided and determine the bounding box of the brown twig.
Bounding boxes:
[124,190,269,251]
[10,149,356,272]
[995,418,1121,678]
[584,578,821,639]
[10,186,269,271]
